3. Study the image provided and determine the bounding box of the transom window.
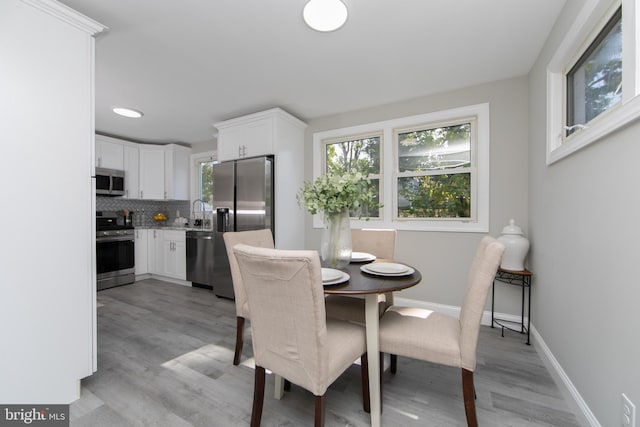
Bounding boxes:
[566,7,622,137]
[547,0,640,164]
[312,103,489,232]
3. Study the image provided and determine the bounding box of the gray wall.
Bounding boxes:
[303,76,529,309]
[190,139,216,154]
[528,1,640,425]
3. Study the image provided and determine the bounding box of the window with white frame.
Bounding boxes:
[313,103,489,232]
[191,151,215,213]
[547,0,640,164]
[395,119,474,221]
[323,133,382,218]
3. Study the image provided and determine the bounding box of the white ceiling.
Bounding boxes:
[59,0,566,146]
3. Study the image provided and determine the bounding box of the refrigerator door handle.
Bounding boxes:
[217,207,230,233]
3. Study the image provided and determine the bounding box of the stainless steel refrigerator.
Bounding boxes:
[212,155,274,299]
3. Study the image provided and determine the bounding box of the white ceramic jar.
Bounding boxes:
[497,219,530,271]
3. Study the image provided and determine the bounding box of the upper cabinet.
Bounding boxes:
[96,135,191,200]
[95,135,124,169]
[123,144,139,199]
[215,108,307,251]
[215,108,305,162]
[138,145,165,200]
[164,144,191,200]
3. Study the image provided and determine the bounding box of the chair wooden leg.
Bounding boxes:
[233,316,245,366]
[360,353,370,413]
[462,368,478,427]
[314,394,325,427]
[251,365,265,427]
[390,354,397,374]
[379,352,384,411]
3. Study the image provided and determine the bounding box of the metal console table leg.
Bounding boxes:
[491,268,533,345]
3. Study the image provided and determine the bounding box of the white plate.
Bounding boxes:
[361,263,415,277]
[322,271,350,286]
[322,268,344,283]
[351,252,376,262]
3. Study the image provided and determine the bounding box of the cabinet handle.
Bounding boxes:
[239,146,242,157]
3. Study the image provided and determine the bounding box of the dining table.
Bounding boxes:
[273,258,422,427]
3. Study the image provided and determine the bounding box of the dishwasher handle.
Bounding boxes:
[186,232,213,240]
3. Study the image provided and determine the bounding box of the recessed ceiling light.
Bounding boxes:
[112,107,143,118]
[303,0,348,32]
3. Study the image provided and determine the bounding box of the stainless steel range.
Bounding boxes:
[96,214,135,290]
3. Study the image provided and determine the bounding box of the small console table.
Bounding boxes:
[491,267,533,345]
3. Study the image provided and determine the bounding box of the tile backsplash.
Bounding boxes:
[96,197,191,227]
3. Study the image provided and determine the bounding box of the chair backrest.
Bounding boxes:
[352,229,397,260]
[232,244,330,395]
[458,236,505,371]
[223,229,274,318]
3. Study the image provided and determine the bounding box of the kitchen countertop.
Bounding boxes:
[137,225,213,232]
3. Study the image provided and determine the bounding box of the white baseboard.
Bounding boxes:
[139,274,192,287]
[393,296,599,427]
[393,296,523,326]
[530,325,600,427]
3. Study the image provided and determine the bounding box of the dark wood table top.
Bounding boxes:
[323,259,422,295]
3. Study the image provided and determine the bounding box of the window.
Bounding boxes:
[312,103,489,232]
[191,151,215,212]
[323,134,381,218]
[547,0,640,164]
[396,120,474,220]
[566,7,622,137]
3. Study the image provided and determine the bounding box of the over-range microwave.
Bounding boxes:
[95,167,125,197]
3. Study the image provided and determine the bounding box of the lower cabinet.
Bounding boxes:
[135,229,148,275]
[160,230,186,280]
[143,229,186,281]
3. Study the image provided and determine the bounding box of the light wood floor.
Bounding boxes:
[70,279,581,426]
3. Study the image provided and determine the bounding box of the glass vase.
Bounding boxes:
[320,208,352,269]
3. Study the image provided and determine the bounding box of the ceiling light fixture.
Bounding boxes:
[303,0,348,32]
[112,107,144,118]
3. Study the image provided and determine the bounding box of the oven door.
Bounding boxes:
[96,234,135,289]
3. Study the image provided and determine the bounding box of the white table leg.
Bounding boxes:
[274,374,284,400]
[365,294,381,427]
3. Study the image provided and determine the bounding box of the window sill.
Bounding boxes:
[547,95,640,164]
[312,217,489,233]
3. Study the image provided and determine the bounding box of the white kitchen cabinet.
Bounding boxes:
[123,144,139,199]
[147,228,162,275]
[146,229,186,280]
[134,229,148,275]
[216,116,273,161]
[139,145,165,200]
[214,108,307,250]
[161,230,186,280]
[164,144,191,200]
[2,0,105,403]
[95,136,124,169]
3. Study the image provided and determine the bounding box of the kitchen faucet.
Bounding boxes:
[192,199,208,228]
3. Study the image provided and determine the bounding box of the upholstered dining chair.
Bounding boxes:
[324,229,397,323]
[223,229,274,365]
[378,236,505,427]
[232,244,370,427]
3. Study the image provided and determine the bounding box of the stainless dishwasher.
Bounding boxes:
[186,230,214,290]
